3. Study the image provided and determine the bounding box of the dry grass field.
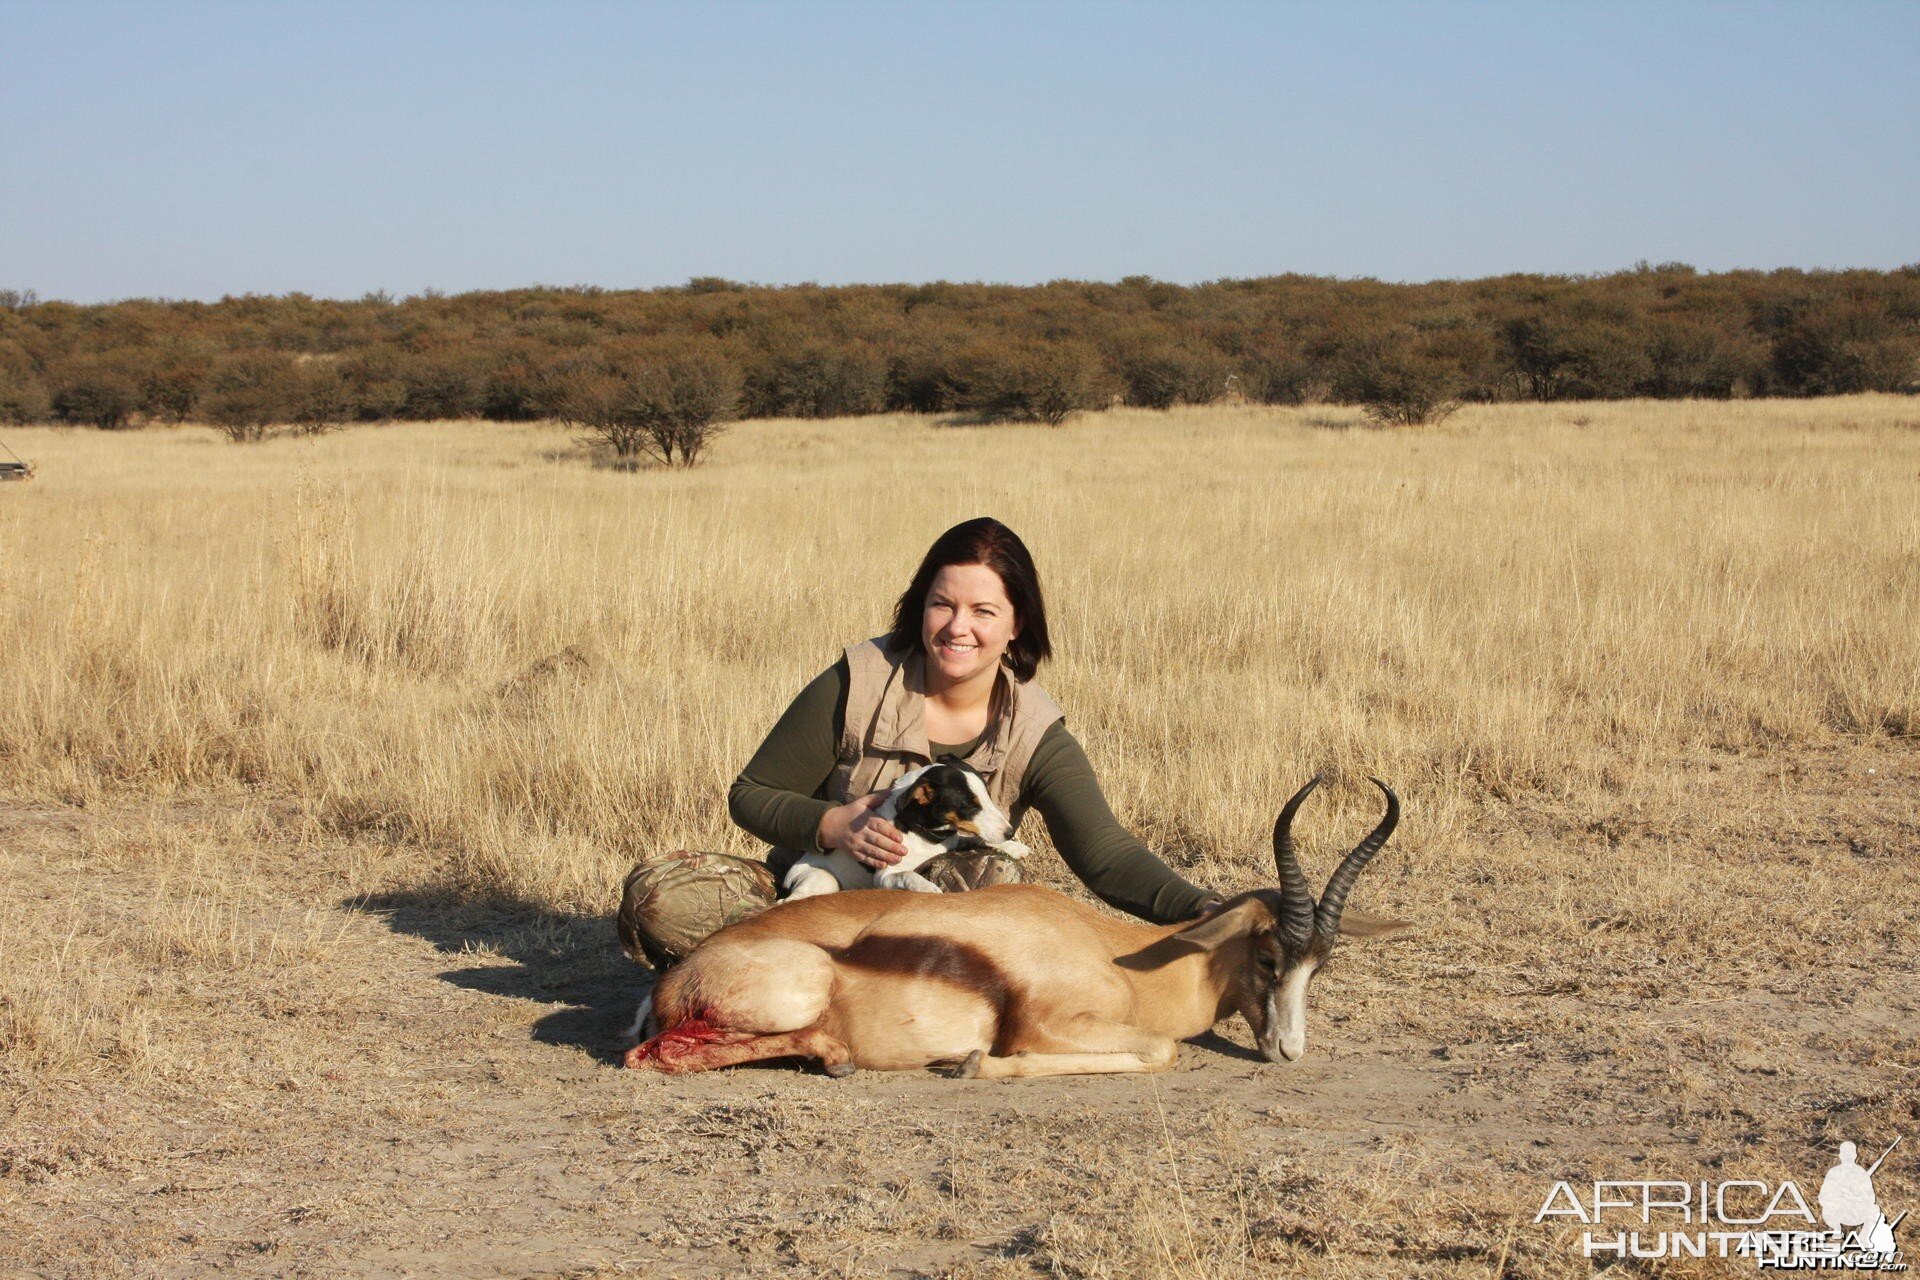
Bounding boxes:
[1,398,1916,1278]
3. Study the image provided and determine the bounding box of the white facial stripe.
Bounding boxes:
[1272,962,1314,1062]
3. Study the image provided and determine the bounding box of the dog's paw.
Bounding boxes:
[880,871,944,893]
[994,841,1033,860]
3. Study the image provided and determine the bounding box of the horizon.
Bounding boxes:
[14,259,1917,311]
[6,2,1917,304]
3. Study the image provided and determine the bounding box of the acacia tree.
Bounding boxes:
[0,343,51,423]
[952,341,1109,426]
[568,345,741,467]
[141,348,211,422]
[50,354,142,429]
[203,353,296,441]
[1337,334,1462,427]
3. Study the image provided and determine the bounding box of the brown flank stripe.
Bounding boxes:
[833,935,1016,1050]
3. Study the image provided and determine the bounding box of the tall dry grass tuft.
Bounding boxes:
[0,400,1915,918]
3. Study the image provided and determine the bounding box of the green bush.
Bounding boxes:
[396,350,486,420]
[0,343,50,423]
[477,341,549,421]
[529,352,604,427]
[1336,337,1462,426]
[743,341,888,419]
[1110,336,1230,409]
[197,354,348,441]
[1640,319,1758,398]
[203,352,301,442]
[886,342,963,413]
[950,342,1108,426]
[289,361,351,435]
[333,348,411,421]
[1766,299,1918,395]
[1499,308,1659,400]
[569,344,742,468]
[1237,340,1325,405]
[1557,317,1653,399]
[140,348,211,422]
[1499,315,1575,400]
[0,373,50,424]
[50,354,143,429]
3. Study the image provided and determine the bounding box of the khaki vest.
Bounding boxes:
[826,636,1063,834]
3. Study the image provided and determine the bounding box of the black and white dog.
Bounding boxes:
[782,761,1031,898]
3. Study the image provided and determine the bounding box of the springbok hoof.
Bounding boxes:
[933,1049,983,1080]
[822,1061,857,1078]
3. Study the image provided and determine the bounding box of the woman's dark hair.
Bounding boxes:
[887,517,1052,681]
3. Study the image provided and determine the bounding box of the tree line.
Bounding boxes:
[1,265,1914,446]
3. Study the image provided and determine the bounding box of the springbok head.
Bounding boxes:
[1174,775,1408,1063]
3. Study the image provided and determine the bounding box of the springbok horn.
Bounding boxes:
[1272,775,1322,944]
[1313,778,1400,939]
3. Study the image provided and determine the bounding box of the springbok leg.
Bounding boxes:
[626,1024,852,1075]
[943,1015,1178,1079]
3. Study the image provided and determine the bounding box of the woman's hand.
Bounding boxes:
[818,792,909,869]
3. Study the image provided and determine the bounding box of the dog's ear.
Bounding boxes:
[891,780,937,831]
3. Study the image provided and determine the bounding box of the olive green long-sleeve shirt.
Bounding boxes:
[727,660,1214,924]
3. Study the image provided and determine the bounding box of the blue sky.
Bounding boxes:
[4,1,1915,302]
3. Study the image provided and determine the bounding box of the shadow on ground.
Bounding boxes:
[350,891,650,1067]
[1184,1029,1266,1063]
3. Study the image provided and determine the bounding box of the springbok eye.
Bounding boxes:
[1257,955,1279,972]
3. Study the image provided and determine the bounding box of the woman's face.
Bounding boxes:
[921,563,1020,688]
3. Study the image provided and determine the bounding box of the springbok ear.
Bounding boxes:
[1336,909,1413,940]
[1172,899,1266,951]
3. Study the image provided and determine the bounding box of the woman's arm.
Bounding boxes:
[727,660,849,851]
[1023,722,1217,924]
[727,659,910,863]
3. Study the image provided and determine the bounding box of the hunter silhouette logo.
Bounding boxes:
[1533,1135,1907,1269]
[1814,1139,1904,1265]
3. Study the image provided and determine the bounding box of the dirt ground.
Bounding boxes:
[3,742,1916,1279]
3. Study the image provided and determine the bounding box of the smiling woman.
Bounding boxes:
[619,517,1221,968]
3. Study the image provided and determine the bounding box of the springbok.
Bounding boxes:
[625,776,1406,1078]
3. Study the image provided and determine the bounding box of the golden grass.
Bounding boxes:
[0,805,361,1084]
[0,698,1913,1275]
[3,398,1914,915]
[2,398,1915,1276]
